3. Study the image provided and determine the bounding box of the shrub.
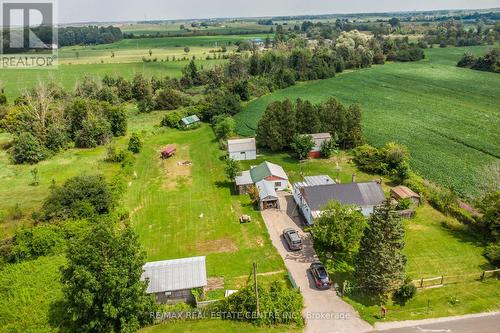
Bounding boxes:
[394,282,417,305]
[160,110,186,128]
[485,242,500,265]
[154,89,188,110]
[41,174,115,221]
[320,136,338,158]
[103,103,127,136]
[10,132,48,164]
[105,146,132,163]
[128,133,143,154]
[396,198,412,210]
[8,225,65,262]
[74,116,112,148]
[290,134,314,160]
[213,116,235,141]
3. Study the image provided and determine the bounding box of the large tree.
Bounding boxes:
[290,134,314,160]
[354,201,406,298]
[61,219,155,332]
[311,201,367,255]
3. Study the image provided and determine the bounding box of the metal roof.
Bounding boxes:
[141,256,207,293]
[235,170,253,186]
[302,182,386,211]
[181,115,200,125]
[256,180,278,200]
[304,175,335,186]
[250,161,288,183]
[228,138,256,153]
[308,133,332,149]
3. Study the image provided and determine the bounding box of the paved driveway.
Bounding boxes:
[261,193,372,333]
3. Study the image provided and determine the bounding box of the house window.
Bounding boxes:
[275,182,281,187]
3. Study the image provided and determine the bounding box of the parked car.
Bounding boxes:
[309,261,332,289]
[282,228,303,251]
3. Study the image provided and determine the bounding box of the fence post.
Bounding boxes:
[481,271,485,281]
[420,278,424,288]
[441,276,444,285]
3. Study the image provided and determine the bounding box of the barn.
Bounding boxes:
[228,138,256,161]
[308,133,332,158]
[141,256,207,305]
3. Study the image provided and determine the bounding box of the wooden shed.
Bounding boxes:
[390,186,421,206]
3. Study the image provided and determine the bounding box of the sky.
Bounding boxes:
[56,0,500,24]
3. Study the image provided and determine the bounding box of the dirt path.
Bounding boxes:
[261,193,372,333]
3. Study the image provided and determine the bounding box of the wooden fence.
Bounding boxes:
[413,268,500,288]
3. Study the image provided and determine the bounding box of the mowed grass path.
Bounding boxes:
[235,46,500,197]
[126,125,284,286]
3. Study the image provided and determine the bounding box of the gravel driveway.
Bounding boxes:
[261,192,372,333]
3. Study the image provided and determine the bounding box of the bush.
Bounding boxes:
[41,174,115,221]
[320,137,338,158]
[154,89,188,110]
[103,103,127,137]
[485,242,500,265]
[211,281,304,326]
[105,146,132,163]
[394,282,417,305]
[74,116,112,148]
[8,225,65,262]
[10,132,48,164]
[128,133,143,154]
[160,110,186,128]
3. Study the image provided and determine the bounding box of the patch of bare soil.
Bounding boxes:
[158,144,192,190]
[196,237,238,254]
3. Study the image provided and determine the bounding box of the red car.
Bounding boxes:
[309,261,332,290]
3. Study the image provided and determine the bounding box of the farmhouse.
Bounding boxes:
[141,256,207,305]
[180,115,200,128]
[391,185,421,206]
[235,161,288,209]
[308,133,332,158]
[228,138,256,161]
[294,180,386,225]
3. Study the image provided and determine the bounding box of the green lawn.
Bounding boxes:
[235,45,500,198]
[125,124,285,287]
[344,205,500,324]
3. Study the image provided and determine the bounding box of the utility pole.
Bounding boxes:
[253,262,259,317]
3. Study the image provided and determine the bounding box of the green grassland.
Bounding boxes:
[0,34,271,100]
[235,46,500,197]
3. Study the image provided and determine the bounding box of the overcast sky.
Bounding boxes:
[57,0,500,24]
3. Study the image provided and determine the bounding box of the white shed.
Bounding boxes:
[228,138,256,161]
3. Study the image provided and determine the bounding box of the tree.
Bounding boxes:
[41,174,115,221]
[290,134,314,160]
[128,133,143,154]
[310,201,367,255]
[184,46,190,54]
[10,132,48,164]
[355,201,407,299]
[61,219,155,332]
[225,158,241,182]
[213,116,235,141]
[388,17,400,28]
[320,136,339,159]
[154,89,187,110]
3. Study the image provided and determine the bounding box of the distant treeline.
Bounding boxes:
[0,25,123,51]
[424,20,499,47]
[123,29,273,39]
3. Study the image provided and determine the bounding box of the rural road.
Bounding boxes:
[371,312,500,333]
[261,193,372,333]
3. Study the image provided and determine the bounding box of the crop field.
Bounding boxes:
[121,21,273,36]
[235,46,500,197]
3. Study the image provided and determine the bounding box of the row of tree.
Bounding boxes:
[423,20,499,47]
[256,98,363,152]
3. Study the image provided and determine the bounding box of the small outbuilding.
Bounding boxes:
[141,256,207,305]
[228,138,257,161]
[180,115,200,128]
[308,133,332,158]
[390,186,421,206]
[256,180,280,210]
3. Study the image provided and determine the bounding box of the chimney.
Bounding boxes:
[352,173,356,183]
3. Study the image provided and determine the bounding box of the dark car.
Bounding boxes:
[309,261,332,289]
[282,228,303,251]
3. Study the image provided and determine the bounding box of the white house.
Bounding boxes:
[235,161,288,210]
[293,180,386,225]
[228,138,256,161]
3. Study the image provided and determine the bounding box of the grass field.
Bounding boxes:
[234,46,500,198]
[0,33,272,100]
